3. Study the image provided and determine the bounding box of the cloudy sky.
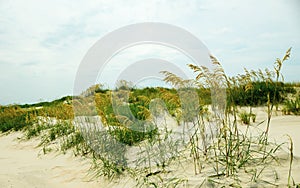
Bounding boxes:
[0,0,299,105]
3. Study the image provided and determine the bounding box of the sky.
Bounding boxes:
[0,0,299,105]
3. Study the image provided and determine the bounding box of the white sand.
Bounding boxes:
[0,108,300,187]
[240,107,300,156]
[0,132,101,188]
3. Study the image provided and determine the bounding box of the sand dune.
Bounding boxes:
[0,109,300,187]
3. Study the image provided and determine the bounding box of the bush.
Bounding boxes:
[109,121,158,146]
[239,111,251,124]
[0,106,37,132]
[283,95,300,115]
[230,82,295,107]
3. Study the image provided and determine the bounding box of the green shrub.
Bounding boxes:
[239,111,251,124]
[229,81,294,107]
[0,106,37,132]
[109,122,158,146]
[239,112,256,124]
[37,121,91,156]
[39,103,74,120]
[25,123,46,139]
[283,95,300,115]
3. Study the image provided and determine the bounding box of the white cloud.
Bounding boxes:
[212,27,232,35]
[97,44,196,87]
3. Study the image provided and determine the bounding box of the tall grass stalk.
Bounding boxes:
[266,48,291,138]
[286,135,294,187]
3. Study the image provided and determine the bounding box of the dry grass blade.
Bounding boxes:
[283,47,292,62]
[286,134,294,188]
[160,71,185,88]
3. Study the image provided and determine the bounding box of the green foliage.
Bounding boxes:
[230,81,294,106]
[35,121,91,156]
[239,111,256,124]
[39,121,74,144]
[239,111,251,124]
[0,96,73,133]
[0,106,37,132]
[19,96,72,108]
[39,103,74,120]
[90,152,126,180]
[283,95,300,115]
[25,121,46,139]
[110,122,158,146]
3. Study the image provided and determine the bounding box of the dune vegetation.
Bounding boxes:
[1,48,300,187]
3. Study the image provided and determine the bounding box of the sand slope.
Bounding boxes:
[0,110,300,187]
[0,132,101,188]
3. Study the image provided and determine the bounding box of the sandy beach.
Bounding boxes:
[0,108,300,187]
[0,132,101,188]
